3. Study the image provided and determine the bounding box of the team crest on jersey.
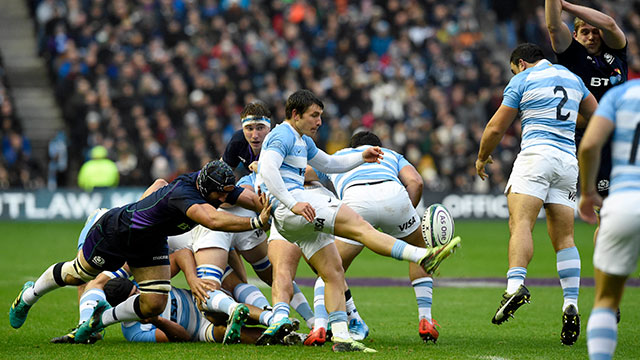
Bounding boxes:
[92,256,105,267]
[604,53,614,65]
[597,179,610,192]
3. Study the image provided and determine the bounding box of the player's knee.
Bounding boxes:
[58,259,99,286]
[137,279,171,316]
[318,263,344,284]
[138,292,168,317]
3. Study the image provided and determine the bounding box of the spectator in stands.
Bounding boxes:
[77,145,119,191]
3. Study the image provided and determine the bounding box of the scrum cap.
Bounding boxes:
[197,160,236,198]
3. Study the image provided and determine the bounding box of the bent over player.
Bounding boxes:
[9,160,271,343]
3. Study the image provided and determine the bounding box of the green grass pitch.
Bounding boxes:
[1,220,638,359]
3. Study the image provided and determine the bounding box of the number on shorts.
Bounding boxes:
[554,86,570,121]
[630,122,640,165]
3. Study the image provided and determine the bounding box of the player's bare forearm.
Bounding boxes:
[150,317,191,342]
[562,0,626,48]
[545,0,572,52]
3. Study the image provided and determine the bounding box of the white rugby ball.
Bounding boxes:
[421,203,455,247]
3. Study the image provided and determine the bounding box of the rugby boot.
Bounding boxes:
[560,305,580,346]
[304,326,327,346]
[492,285,531,324]
[51,327,103,344]
[332,336,377,353]
[419,318,439,343]
[255,317,293,346]
[223,304,249,344]
[74,300,110,343]
[419,236,461,274]
[348,318,369,341]
[9,281,35,329]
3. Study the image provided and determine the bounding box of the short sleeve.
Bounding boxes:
[502,76,522,109]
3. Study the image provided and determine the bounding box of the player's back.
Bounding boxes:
[597,79,640,194]
[112,172,203,240]
[328,146,408,199]
[505,59,589,156]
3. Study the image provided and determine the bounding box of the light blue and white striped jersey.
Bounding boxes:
[257,122,319,204]
[502,59,590,157]
[321,146,411,199]
[593,79,640,194]
[121,287,202,342]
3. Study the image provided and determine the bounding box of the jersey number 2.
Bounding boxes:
[554,86,570,121]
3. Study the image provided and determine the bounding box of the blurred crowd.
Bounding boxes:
[8,0,640,192]
[0,51,45,189]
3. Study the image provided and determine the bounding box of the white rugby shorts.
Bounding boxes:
[271,187,339,259]
[340,180,419,244]
[192,207,266,253]
[505,146,577,208]
[594,193,640,276]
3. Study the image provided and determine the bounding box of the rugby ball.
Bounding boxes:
[421,204,455,247]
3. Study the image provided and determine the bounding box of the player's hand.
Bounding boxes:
[476,156,493,180]
[578,191,602,224]
[186,276,218,304]
[258,192,272,227]
[291,202,316,222]
[362,146,384,163]
[248,161,258,172]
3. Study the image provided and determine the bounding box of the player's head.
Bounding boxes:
[350,131,382,148]
[104,278,137,307]
[240,100,272,154]
[285,90,324,137]
[197,160,236,202]
[573,17,602,55]
[509,43,545,75]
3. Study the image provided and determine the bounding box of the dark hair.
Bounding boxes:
[509,43,545,66]
[197,159,235,198]
[350,131,382,147]
[285,89,324,119]
[240,100,272,119]
[104,278,135,307]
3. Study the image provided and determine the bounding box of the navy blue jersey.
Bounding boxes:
[82,171,244,269]
[222,130,259,170]
[555,39,627,101]
[556,39,627,196]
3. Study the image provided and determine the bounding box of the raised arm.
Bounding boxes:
[562,0,626,49]
[398,165,423,208]
[545,0,573,53]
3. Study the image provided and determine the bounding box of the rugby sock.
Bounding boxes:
[291,281,315,327]
[272,302,290,323]
[101,294,143,326]
[259,309,274,326]
[328,311,350,339]
[556,246,580,311]
[233,283,270,309]
[196,264,224,285]
[22,264,63,305]
[205,290,238,316]
[506,267,527,294]
[78,288,106,324]
[345,289,363,322]
[390,240,427,263]
[251,255,271,273]
[412,277,433,321]
[313,277,329,329]
[587,308,617,360]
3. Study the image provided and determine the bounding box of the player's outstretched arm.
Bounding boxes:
[308,148,367,173]
[186,202,270,233]
[171,248,217,304]
[545,0,573,53]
